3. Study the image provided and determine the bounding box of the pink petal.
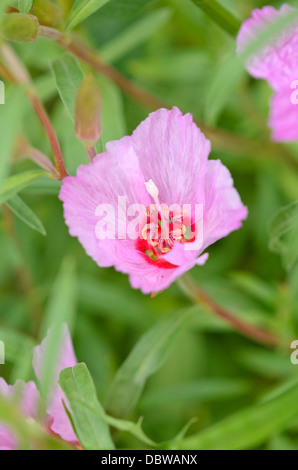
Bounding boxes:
[196,253,209,266]
[131,107,211,206]
[19,380,40,418]
[33,324,78,443]
[237,4,298,90]
[0,378,39,417]
[203,160,248,250]
[128,244,199,294]
[60,137,151,271]
[0,378,39,450]
[269,86,298,141]
[0,425,16,450]
[0,377,12,398]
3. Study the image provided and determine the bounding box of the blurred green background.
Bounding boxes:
[1,0,298,450]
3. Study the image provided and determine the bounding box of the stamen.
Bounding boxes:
[145,179,168,236]
[140,190,194,261]
[141,223,158,241]
[145,179,159,200]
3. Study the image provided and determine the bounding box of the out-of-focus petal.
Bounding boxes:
[203,160,248,250]
[0,425,16,450]
[33,325,78,443]
[237,4,298,90]
[269,86,298,141]
[0,378,40,450]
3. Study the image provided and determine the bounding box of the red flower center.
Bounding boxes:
[136,205,196,269]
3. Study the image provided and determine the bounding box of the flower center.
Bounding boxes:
[141,205,187,257]
[136,180,196,268]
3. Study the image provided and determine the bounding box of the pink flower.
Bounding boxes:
[236,4,298,141]
[0,325,77,449]
[60,108,247,294]
[0,379,39,450]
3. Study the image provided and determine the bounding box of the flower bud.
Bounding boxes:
[31,0,63,27]
[74,74,102,149]
[1,13,39,43]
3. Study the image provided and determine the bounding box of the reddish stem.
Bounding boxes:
[179,274,279,348]
[29,91,69,179]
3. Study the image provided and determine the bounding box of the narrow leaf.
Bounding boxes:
[178,379,298,450]
[38,258,76,406]
[106,309,193,418]
[18,0,33,14]
[269,201,298,270]
[59,363,115,450]
[101,8,172,63]
[204,53,244,125]
[5,195,46,235]
[191,0,241,36]
[66,0,111,30]
[51,54,83,121]
[0,171,46,204]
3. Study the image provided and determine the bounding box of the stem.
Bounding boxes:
[38,27,298,173]
[0,42,69,179]
[0,60,15,82]
[14,135,60,178]
[0,43,31,83]
[191,0,241,36]
[29,147,60,178]
[178,274,279,348]
[28,91,69,179]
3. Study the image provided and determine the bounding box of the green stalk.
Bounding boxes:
[191,0,241,36]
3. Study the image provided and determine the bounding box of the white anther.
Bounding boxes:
[145,179,159,200]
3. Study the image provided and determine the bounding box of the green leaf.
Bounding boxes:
[101,8,172,63]
[0,0,10,19]
[5,195,46,235]
[104,414,156,447]
[141,378,251,408]
[51,53,84,121]
[96,74,126,147]
[177,379,298,450]
[106,309,193,418]
[38,258,77,405]
[191,0,241,36]
[59,363,115,450]
[66,0,112,30]
[0,326,36,382]
[18,0,33,14]
[60,364,156,448]
[0,171,46,205]
[268,201,298,271]
[204,52,244,125]
[0,326,35,363]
